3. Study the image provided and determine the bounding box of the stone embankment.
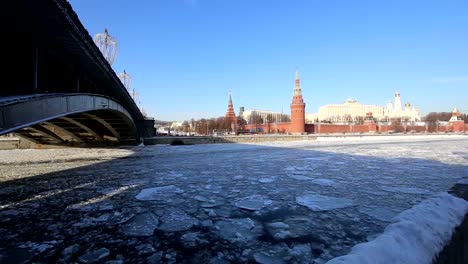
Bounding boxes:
[143,133,466,146]
[143,135,318,145]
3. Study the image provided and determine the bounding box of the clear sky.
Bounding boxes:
[69,0,468,121]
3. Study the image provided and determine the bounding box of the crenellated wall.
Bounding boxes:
[243,121,465,134]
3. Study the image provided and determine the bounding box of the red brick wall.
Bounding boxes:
[305,124,372,134]
[450,121,465,132]
[244,123,292,134]
[244,122,465,134]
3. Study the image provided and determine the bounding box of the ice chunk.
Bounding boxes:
[215,218,261,243]
[296,194,354,211]
[266,222,292,240]
[311,179,335,186]
[268,217,315,240]
[326,193,468,264]
[19,241,57,253]
[288,174,312,180]
[259,178,275,183]
[381,186,431,194]
[167,171,184,178]
[157,209,198,232]
[234,195,272,211]
[253,253,286,264]
[193,195,211,202]
[289,244,312,260]
[180,232,208,248]
[267,222,290,229]
[135,185,184,200]
[358,207,398,222]
[201,200,225,208]
[253,244,290,264]
[120,212,159,237]
[194,195,225,208]
[78,248,110,263]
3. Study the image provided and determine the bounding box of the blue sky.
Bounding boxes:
[70,0,468,121]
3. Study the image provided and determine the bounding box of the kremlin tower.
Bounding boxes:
[449,108,465,132]
[225,92,237,128]
[290,70,306,133]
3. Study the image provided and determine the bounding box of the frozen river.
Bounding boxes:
[0,135,467,263]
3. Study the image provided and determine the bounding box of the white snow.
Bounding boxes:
[315,134,466,143]
[326,192,468,264]
[296,194,354,211]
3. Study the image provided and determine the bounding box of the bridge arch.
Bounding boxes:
[0,93,139,146]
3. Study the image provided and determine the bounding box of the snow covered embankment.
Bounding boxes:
[326,192,468,264]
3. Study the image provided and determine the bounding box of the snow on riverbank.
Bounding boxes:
[326,192,468,264]
[315,134,466,142]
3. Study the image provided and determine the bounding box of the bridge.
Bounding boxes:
[0,0,155,146]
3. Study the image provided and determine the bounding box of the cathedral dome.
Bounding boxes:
[344,98,357,104]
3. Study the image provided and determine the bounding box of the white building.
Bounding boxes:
[384,92,421,121]
[306,98,384,123]
[241,109,290,124]
[306,92,421,123]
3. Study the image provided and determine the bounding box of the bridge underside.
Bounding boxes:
[1,0,155,147]
[0,94,140,146]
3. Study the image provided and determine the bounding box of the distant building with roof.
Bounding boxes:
[306,92,421,123]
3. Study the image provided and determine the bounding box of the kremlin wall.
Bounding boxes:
[224,71,466,134]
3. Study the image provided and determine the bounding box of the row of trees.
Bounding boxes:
[424,112,468,123]
[177,117,247,135]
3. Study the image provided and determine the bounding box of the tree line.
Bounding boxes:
[177,117,247,135]
[424,112,468,123]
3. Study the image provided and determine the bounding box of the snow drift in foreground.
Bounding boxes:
[326,192,468,264]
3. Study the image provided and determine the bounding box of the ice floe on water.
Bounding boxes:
[358,207,398,222]
[157,209,198,232]
[135,185,184,200]
[120,212,159,237]
[296,194,354,211]
[381,186,431,194]
[1,136,467,263]
[180,232,208,248]
[259,177,275,183]
[266,222,292,240]
[214,218,262,243]
[234,195,273,211]
[288,174,313,180]
[311,179,335,186]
